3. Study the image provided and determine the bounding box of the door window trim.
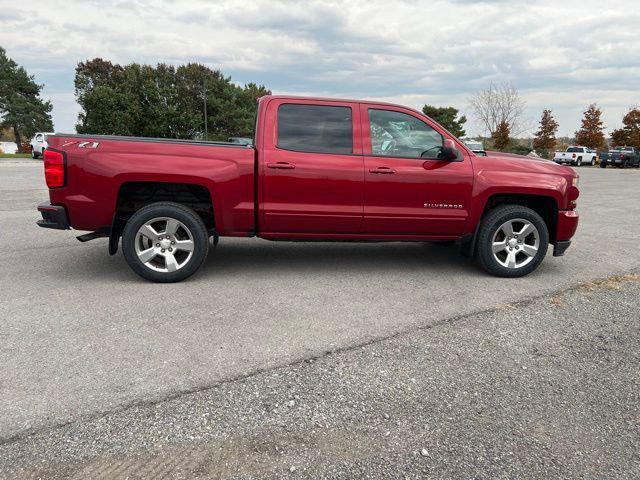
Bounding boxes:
[271,100,363,156]
[360,104,469,161]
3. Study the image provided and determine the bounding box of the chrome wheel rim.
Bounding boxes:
[134,217,194,273]
[491,218,540,269]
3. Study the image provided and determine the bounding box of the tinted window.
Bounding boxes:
[567,147,583,152]
[369,109,443,159]
[278,104,353,154]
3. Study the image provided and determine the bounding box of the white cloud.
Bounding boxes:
[0,0,638,136]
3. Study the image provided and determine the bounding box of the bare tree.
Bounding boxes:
[469,81,526,137]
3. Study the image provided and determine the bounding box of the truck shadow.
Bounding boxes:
[200,239,477,277]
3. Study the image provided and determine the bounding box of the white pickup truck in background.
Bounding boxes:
[553,146,597,166]
[29,132,54,159]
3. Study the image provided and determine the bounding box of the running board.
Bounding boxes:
[76,231,109,242]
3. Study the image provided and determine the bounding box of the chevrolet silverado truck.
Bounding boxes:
[553,146,597,166]
[601,146,640,168]
[37,95,580,282]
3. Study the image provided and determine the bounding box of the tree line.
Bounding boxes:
[2,48,638,156]
[75,58,270,140]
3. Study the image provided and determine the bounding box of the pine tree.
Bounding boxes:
[0,47,54,150]
[422,105,467,137]
[575,104,605,150]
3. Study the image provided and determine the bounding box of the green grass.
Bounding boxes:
[0,153,33,158]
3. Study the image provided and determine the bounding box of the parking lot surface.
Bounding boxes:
[0,160,639,445]
[1,271,638,478]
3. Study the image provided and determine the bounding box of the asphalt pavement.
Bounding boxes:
[0,160,639,467]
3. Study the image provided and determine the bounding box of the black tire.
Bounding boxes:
[32,150,39,159]
[476,205,549,278]
[122,202,209,282]
[600,161,607,168]
[576,157,582,167]
[591,157,596,166]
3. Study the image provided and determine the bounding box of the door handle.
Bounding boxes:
[369,166,396,174]
[267,162,295,170]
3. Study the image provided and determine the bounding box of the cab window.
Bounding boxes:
[369,109,443,159]
[278,104,353,155]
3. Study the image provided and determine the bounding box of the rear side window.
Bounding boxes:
[277,104,353,154]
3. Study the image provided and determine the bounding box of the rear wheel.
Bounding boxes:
[122,202,209,282]
[576,157,582,167]
[476,205,549,278]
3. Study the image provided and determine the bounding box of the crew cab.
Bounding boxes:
[553,146,597,166]
[29,132,54,159]
[37,95,580,282]
[601,146,640,168]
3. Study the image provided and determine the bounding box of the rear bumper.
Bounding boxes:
[553,210,579,256]
[37,202,70,230]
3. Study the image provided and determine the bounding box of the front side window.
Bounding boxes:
[369,109,443,159]
[278,104,353,154]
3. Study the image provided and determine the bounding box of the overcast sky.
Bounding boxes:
[2,0,638,137]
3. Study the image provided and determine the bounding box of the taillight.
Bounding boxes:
[620,154,625,160]
[44,150,65,188]
[572,153,576,158]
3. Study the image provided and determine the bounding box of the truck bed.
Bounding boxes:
[45,134,256,235]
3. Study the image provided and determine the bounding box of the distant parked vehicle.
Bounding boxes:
[0,141,19,155]
[29,132,54,159]
[463,139,486,156]
[553,146,597,166]
[228,137,253,146]
[601,146,640,168]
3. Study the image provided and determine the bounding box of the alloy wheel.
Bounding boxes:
[491,218,540,269]
[134,217,195,272]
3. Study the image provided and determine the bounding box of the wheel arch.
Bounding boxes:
[465,193,558,257]
[110,181,215,255]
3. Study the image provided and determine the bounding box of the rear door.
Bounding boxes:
[360,104,474,236]
[259,98,364,234]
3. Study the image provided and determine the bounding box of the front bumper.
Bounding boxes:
[553,210,579,256]
[37,202,70,230]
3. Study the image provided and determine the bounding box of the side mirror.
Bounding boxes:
[441,139,459,161]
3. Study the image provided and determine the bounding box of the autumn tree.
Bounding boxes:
[491,120,510,150]
[469,81,526,137]
[422,105,467,137]
[532,109,559,157]
[575,104,606,150]
[0,47,54,150]
[610,107,640,149]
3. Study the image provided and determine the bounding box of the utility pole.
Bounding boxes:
[203,78,208,140]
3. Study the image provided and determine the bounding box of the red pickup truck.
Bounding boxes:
[38,95,579,282]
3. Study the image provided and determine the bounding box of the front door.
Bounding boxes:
[361,105,474,236]
[260,99,364,234]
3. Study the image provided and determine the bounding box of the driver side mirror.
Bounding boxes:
[441,139,460,161]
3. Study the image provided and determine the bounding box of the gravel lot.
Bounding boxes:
[1,273,638,478]
[0,160,639,477]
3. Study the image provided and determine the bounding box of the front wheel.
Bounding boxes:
[122,202,209,282]
[591,157,596,166]
[476,205,549,277]
[32,150,39,159]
